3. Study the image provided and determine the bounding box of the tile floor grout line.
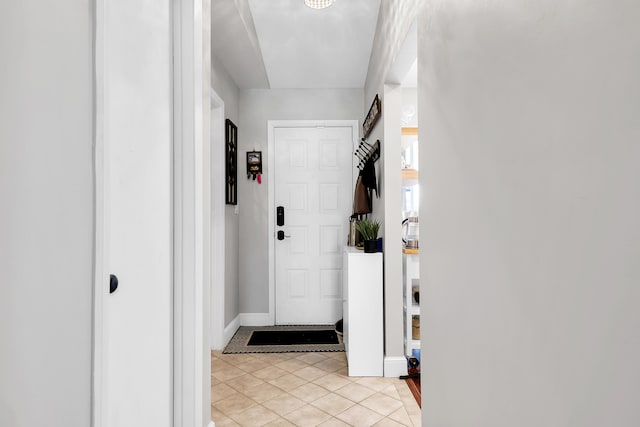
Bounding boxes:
[212,350,420,426]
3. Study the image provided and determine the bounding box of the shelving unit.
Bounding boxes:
[403,252,420,357]
[401,127,421,361]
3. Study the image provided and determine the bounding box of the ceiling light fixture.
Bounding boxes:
[304,0,335,9]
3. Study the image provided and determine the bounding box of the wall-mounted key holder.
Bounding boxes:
[247,151,262,181]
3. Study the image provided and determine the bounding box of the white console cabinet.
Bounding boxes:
[342,247,383,376]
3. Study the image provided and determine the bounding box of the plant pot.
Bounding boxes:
[363,239,377,253]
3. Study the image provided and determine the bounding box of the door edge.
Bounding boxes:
[91,0,107,424]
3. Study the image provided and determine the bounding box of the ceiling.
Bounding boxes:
[212,0,382,89]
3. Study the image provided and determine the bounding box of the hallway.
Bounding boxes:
[4,0,640,425]
[211,351,420,426]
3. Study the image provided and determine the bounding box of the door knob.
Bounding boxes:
[110,274,119,294]
[277,230,291,241]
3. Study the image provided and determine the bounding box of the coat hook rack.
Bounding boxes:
[354,139,380,170]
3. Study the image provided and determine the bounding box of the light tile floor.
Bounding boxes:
[212,350,421,426]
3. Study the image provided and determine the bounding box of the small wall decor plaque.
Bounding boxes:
[246,151,262,181]
[363,94,382,139]
[225,119,238,205]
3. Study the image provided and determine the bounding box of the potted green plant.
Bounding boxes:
[356,218,380,253]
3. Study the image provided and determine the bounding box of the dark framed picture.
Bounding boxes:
[225,119,237,205]
[363,94,382,139]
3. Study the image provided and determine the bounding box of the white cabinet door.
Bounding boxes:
[343,248,383,376]
[275,126,353,324]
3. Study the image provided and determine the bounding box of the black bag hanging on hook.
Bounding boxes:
[353,158,378,214]
[352,138,379,214]
[360,157,378,198]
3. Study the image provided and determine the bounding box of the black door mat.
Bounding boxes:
[222,325,345,354]
[248,329,339,346]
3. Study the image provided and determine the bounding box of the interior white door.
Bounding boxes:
[275,126,353,324]
[102,1,173,425]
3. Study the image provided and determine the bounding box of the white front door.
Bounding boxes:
[274,126,354,324]
[100,1,173,425]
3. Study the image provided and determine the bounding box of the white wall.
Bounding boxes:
[212,52,241,327]
[380,84,404,373]
[0,1,93,426]
[364,0,423,106]
[363,0,423,372]
[401,88,417,128]
[419,1,640,425]
[237,89,363,315]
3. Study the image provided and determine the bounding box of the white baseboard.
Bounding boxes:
[222,315,240,347]
[239,312,273,326]
[384,356,408,378]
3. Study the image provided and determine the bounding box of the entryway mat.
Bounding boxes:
[248,329,338,346]
[223,325,345,354]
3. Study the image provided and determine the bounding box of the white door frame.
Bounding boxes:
[267,120,359,324]
[210,89,226,350]
[172,0,211,425]
[92,0,212,426]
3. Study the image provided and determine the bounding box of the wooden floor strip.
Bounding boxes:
[405,377,421,408]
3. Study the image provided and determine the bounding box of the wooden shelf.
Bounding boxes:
[401,168,419,180]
